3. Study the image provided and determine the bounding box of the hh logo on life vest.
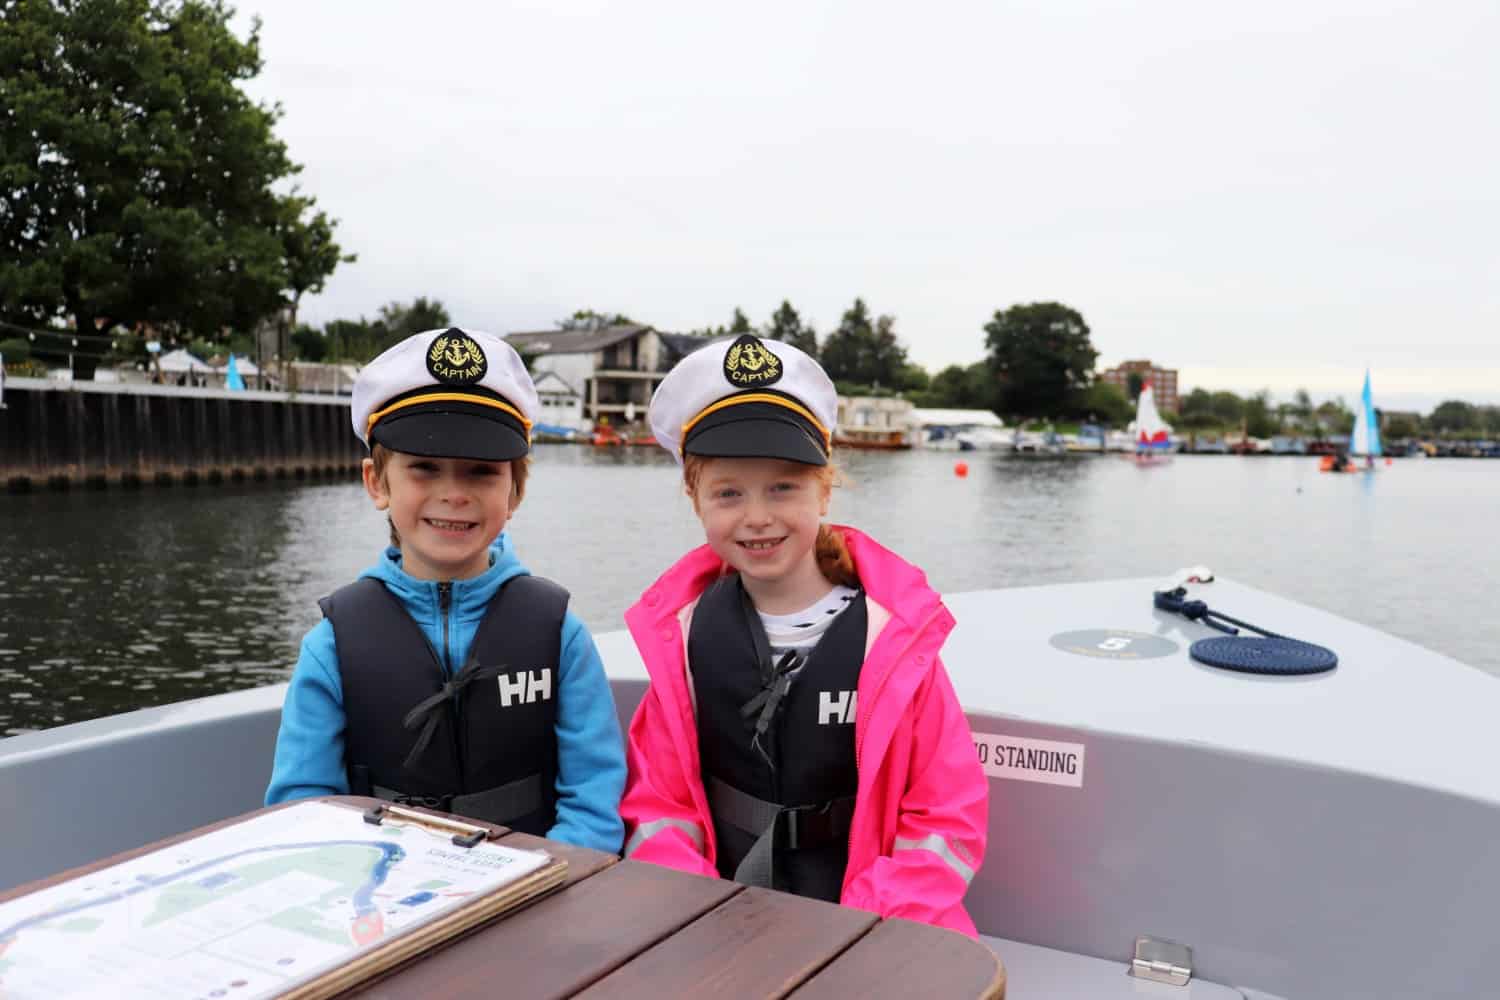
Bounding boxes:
[497,669,552,707]
[818,690,857,725]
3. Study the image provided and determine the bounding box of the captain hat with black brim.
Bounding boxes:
[351,327,540,462]
[649,334,836,466]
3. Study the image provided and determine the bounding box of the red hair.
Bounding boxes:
[682,454,859,589]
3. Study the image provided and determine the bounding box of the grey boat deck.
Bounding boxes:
[3,575,1497,998]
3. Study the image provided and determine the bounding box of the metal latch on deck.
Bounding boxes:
[1129,936,1193,986]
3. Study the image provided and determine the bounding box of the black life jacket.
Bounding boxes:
[690,575,866,901]
[319,574,567,834]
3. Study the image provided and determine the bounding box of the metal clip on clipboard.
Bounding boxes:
[362,802,493,848]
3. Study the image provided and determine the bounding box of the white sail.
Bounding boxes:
[1134,382,1171,451]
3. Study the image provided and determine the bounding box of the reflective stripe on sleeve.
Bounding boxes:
[894,834,976,885]
[624,817,706,857]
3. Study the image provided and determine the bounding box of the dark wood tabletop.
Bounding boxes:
[1,797,1005,999]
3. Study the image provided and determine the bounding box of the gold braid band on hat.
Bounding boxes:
[366,392,533,441]
[680,392,831,455]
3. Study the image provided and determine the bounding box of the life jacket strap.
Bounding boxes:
[708,776,854,851]
[368,772,545,826]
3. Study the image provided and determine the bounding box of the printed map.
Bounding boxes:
[0,800,550,999]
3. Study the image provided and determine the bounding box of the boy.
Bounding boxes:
[266,327,625,853]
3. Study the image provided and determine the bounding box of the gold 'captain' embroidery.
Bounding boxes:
[723,335,782,387]
[428,332,487,383]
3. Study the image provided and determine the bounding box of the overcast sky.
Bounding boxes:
[235,1,1498,410]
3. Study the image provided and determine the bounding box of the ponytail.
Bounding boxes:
[815,524,860,589]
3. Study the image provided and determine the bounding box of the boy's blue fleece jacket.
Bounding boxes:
[265,534,626,854]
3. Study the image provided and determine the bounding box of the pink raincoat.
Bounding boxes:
[620,525,988,937]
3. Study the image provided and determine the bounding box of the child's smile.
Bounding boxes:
[424,516,479,534]
[694,457,830,615]
[363,453,516,581]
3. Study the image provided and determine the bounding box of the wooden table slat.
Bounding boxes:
[496,830,619,889]
[575,884,878,1000]
[352,859,742,999]
[790,917,1007,999]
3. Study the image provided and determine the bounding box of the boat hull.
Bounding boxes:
[3,578,1497,999]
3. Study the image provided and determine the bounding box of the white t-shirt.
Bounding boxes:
[758,585,860,662]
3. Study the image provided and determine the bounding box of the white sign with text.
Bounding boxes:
[972,731,1086,788]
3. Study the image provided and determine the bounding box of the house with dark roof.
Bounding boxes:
[505,325,708,426]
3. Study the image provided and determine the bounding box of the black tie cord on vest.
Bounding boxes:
[738,583,802,772]
[741,650,801,771]
[401,653,513,770]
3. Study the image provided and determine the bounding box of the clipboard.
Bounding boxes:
[0,797,569,1000]
[282,801,570,1000]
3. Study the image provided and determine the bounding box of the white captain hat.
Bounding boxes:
[351,327,539,462]
[649,333,836,466]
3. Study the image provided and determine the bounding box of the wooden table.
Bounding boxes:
[1,797,1005,999]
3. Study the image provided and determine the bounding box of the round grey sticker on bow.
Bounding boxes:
[1049,629,1180,660]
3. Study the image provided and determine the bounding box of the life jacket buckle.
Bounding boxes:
[779,799,841,851]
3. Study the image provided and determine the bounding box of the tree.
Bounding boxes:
[323,318,385,362]
[1126,372,1144,401]
[820,299,911,388]
[290,324,327,362]
[1314,398,1351,436]
[559,308,634,331]
[1383,413,1422,439]
[909,362,996,410]
[1177,389,1221,430]
[1289,388,1314,429]
[687,307,753,341]
[1075,380,1133,426]
[1244,390,1279,438]
[280,193,356,334]
[765,300,818,357]
[1428,400,1478,434]
[0,0,351,378]
[983,302,1098,418]
[375,297,450,352]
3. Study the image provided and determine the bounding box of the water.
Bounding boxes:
[2,447,1497,735]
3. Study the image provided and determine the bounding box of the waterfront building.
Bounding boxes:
[1100,360,1180,413]
[505,325,703,427]
[532,369,586,432]
[836,395,915,449]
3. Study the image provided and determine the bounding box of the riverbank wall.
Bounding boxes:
[0,378,362,491]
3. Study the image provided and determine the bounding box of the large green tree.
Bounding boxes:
[819,298,911,388]
[983,302,1097,418]
[765,300,817,357]
[0,0,349,377]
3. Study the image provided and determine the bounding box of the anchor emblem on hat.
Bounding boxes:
[723,334,783,387]
[427,328,488,384]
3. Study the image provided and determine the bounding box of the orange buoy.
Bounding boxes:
[954,461,969,478]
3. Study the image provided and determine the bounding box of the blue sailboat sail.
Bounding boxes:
[1350,369,1381,458]
[225,353,246,391]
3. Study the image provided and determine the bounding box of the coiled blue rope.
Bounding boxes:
[1153,587,1338,675]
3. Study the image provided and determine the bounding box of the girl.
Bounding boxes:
[619,334,988,936]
